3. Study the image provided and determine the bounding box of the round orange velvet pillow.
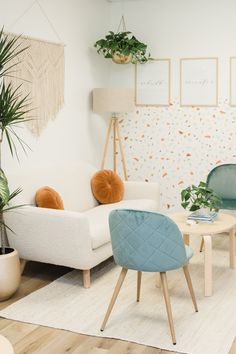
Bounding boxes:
[91,170,124,204]
[35,186,64,209]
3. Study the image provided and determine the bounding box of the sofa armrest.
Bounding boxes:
[5,206,92,269]
[123,181,160,205]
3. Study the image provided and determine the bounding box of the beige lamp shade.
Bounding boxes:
[93,88,135,113]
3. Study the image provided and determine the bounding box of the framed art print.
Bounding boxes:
[180,57,218,106]
[135,58,170,106]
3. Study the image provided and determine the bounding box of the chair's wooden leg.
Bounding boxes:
[200,238,204,252]
[183,265,198,312]
[101,267,128,331]
[137,271,142,302]
[83,269,90,289]
[160,272,176,345]
[20,259,27,274]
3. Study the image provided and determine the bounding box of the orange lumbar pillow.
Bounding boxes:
[35,186,64,209]
[91,170,124,204]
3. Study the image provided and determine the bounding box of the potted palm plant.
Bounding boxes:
[0,28,30,300]
[94,31,150,64]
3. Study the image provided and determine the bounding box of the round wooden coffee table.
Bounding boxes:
[169,212,236,296]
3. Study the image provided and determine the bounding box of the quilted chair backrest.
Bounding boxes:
[109,209,188,272]
[207,164,236,200]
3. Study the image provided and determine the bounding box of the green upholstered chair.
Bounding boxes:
[200,163,236,252]
[207,164,236,209]
[101,209,198,345]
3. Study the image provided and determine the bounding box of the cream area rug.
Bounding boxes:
[0,235,236,354]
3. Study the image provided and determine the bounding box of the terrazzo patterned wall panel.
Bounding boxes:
[118,99,236,212]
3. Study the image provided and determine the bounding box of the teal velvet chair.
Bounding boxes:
[207,164,236,209]
[200,163,236,252]
[101,209,198,345]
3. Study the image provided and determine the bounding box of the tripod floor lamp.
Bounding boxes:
[93,88,135,181]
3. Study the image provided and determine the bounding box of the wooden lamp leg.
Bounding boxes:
[116,119,128,181]
[101,116,128,181]
[113,118,117,172]
[101,118,113,170]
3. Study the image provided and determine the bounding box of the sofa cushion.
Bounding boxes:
[91,170,124,204]
[7,163,98,212]
[84,199,159,250]
[35,186,64,209]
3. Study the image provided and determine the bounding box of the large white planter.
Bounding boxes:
[0,247,21,301]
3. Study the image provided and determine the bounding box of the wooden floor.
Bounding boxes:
[0,262,235,354]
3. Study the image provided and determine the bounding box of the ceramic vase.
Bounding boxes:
[0,247,21,301]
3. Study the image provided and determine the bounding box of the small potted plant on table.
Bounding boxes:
[181,181,221,216]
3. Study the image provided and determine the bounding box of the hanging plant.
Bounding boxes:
[94,31,150,64]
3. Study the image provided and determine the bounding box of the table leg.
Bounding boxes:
[183,233,190,246]
[203,235,213,296]
[229,227,235,269]
[155,273,161,288]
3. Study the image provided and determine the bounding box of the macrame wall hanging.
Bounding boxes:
[5,0,65,137]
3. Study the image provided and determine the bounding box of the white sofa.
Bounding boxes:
[5,163,160,287]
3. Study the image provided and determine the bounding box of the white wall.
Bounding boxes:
[1,0,111,176]
[109,0,236,211]
[3,0,236,212]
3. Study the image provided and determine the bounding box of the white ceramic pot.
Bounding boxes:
[0,247,21,301]
[196,207,211,216]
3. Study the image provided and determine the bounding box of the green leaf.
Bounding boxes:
[0,169,10,207]
[0,28,29,78]
[190,205,200,211]
[181,201,189,209]
[0,81,30,157]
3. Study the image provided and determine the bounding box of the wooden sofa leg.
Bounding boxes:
[83,270,90,288]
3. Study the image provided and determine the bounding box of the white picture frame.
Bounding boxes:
[180,57,218,107]
[135,59,171,106]
[230,57,236,106]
